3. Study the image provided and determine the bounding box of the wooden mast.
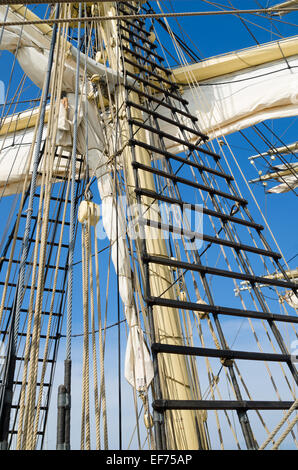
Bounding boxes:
[98,1,208,450]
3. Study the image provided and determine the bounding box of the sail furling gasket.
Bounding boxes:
[117,0,297,451]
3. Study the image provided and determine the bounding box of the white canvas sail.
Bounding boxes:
[160,53,298,143]
[266,163,298,193]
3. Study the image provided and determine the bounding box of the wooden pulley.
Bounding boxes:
[78,200,100,226]
[148,31,156,43]
[144,411,153,429]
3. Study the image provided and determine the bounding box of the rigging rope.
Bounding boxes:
[0,0,297,451]
[1,6,298,28]
[259,398,298,449]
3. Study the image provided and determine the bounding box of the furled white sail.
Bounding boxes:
[0,103,83,197]
[163,54,298,143]
[270,0,298,16]
[0,5,78,91]
[57,91,156,391]
[0,124,49,197]
[266,163,298,193]
[90,143,154,391]
[0,5,130,92]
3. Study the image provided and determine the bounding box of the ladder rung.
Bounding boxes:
[121,38,164,65]
[9,429,44,435]
[119,3,146,17]
[132,161,247,206]
[153,400,294,411]
[20,215,70,225]
[2,306,62,317]
[144,255,298,289]
[34,194,72,204]
[146,296,298,324]
[0,281,65,293]
[135,188,263,231]
[124,57,174,89]
[57,154,84,163]
[0,330,60,340]
[13,381,50,387]
[16,237,69,249]
[129,118,210,154]
[125,85,198,122]
[123,36,166,63]
[16,356,54,363]
[120,1,141,13]
[36,172,69,182]
[121,45,171,75]
[120,28,158,49]
[120,18,148,34]
[10,405,47,411]
[2,258,68,271]
[151,342,292,363]
[130,137,220,163]
[127,100,206,140]
[126,71,187,105]
[140,218,280,259]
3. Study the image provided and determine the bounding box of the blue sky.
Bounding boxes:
[0,1,297,450]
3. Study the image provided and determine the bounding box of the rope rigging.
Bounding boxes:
[0,0,296,452]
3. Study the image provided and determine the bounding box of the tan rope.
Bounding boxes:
[24,112,57,450]
[81,224,87,449]
[271,412,298,450]
[81,225,87,450]
[81,220,91,450]
[94,232,109,449]
[89,225,100,449]
[16,155,47,449]
[31,13,71,446]
[1,6,298,28]
[259,399,298,450]
[20,14,66,447]
[32,156,71,448]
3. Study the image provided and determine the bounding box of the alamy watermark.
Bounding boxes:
[95,196,204,251]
